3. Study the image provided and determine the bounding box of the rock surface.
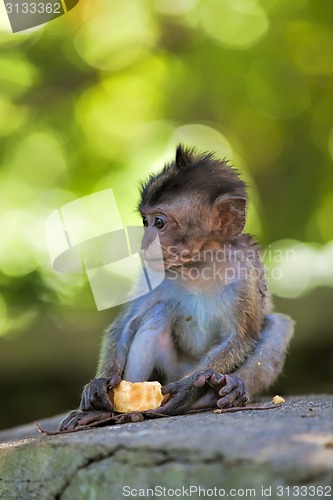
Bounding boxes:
[0,396,332,499]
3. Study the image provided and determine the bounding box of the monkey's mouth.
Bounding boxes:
[144,255,185,269]
[143,245,201,269]
[163,255,199,269]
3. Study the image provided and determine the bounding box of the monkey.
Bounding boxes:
[60,145,294,431]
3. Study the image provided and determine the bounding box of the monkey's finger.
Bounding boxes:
[161,382,180,395]
[149,394,180,415]
[60,418,78,432]
[81,380,113,412]
[218,375,241,397]
[81,390,112,412]
[116,412,144,424]
[107,374,121,389]
[59,412,80,431]
[91,396,113,412]
[130,413,144,422]
[85,411,112,428]
[154,390,190,416]
[217,388,244,409]
[194,369,225,388]
[97,395,113,411]
[237,394,248,406]
[193,369,215,387]
[60,410,112,431]
[115,414,127,424]
[79,411,113,426]
[194,376,204,387]
[204,372,225,388]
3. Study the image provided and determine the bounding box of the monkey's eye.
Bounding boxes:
[142,216,148,227]
[154,216,166,230]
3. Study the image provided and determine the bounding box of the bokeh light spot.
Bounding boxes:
[200,0,268,49]
[0,1,12,33]
[0,210,39,277]
[76,59,165,160]
[154,0,198,16]
[74,6,156,71]
[266,240,313,298]
[169,123,233,159]
[4,132,67,187]
[0,98,28,136]
[0,54,38,96]
[265,240,333,298]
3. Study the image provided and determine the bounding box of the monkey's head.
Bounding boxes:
[138,145,247,268]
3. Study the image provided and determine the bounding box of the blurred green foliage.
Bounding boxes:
[0,0,332,428]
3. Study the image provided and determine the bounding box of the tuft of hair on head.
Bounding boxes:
[138,144,247,211]
[175,144,194,169]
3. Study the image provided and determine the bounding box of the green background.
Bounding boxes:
[0,0,332,429]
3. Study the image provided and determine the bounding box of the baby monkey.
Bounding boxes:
[60,145,294,430]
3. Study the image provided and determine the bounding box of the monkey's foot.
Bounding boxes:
[59,409,170,432]
[192,369,249,409]
[59,410,114,432]
[113,411,169,424]
[114,412,145,424]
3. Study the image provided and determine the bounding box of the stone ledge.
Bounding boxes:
[0,396,332,499]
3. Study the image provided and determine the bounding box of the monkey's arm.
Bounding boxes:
[59,302,147,431]
[80,295,171,413]
[59,300,170,431]
[233,313,294,399]
[79,301,145,412]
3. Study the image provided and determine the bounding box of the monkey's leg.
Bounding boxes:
[233,313,294,399]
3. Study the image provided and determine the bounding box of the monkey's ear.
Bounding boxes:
[175,144,193,169]
[215,196,246,239]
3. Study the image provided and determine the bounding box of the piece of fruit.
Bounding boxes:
[108,380,164,412]
[272,395,285,404]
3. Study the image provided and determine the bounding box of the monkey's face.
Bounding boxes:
[140,211,178,268]
[140,205,215,270]
[138,145,248,270]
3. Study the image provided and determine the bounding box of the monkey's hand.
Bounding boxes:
[149,376,205,416]
[80,375,121,412]
[194,369,249,409]
[59,409,114,432]
[152,369,248,415]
